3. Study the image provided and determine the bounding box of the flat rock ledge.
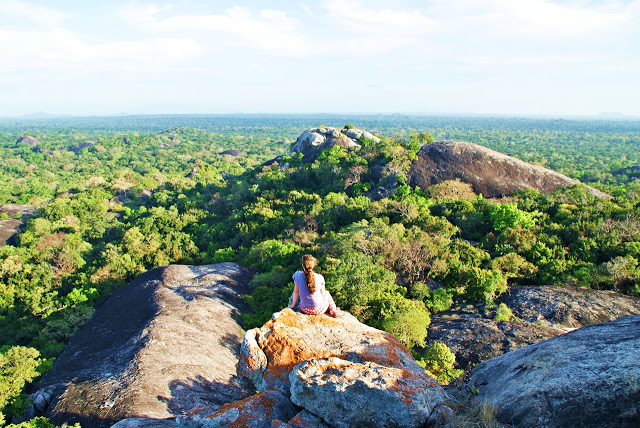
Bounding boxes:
[469,315,640,428]
[179,309,449,428]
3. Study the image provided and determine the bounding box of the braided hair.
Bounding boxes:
[302,254,318,293]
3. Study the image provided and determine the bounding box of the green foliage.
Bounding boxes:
[2,115,640,413]
[376,298,430,349]
[416,343,464,385]
[0,346,41,415]
[5,416,81,428]
[493,303,514,322]
[243,240,303,270]
[489,202,537,233]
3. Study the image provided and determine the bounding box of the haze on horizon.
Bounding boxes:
[1,0,639,118]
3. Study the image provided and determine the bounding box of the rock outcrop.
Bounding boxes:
[290,127,379,163]
[237,309,426,394]
[499,285,640,330]
[408,141,609,198]
[177,390,297,428]
[16,135,39,146]
[69,141,98,153]
[0,204,38,246]
[290,357,445,428]
[469,315,640,428]
[206,309,449,428]
[427,286,640,371]
[27,263,255,428]
[426,308,563,371]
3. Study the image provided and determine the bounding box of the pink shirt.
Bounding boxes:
[292,270,326,310]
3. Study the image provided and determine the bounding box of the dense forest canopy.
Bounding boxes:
[1,114,639,425]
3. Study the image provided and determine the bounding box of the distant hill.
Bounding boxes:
[408,140,610,198]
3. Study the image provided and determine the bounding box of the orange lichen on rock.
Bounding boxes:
[237,309,428,393]
[289,357,449,428]
[191,390,296,428]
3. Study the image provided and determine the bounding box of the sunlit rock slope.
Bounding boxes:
[25,263,254,428]
[408,140,610,198]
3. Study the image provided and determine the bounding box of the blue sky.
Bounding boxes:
[0,0,638,116]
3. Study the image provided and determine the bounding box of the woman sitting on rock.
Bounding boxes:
[289,254,339,317]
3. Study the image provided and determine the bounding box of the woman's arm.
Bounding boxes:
[318,274,326,295]
[288,282,299,309]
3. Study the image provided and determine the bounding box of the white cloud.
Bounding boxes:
[428,0,631,39]
[0,27,203,75]
[319,0,438,54]
[0,0,68,27]
[118,4,308,57]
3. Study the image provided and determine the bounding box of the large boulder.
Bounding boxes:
[16,135,40,146]
[0,204,37,247]
[289,127,379,163]
[237,308,425,393]
[469,315,640,428]
[290,357,447,428]
[235,309,449,428]
[408,141,609,198]
[27,263,255,428]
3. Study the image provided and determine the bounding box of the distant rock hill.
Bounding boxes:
[408,140,610,198]
[290,127,379,163]
[24,263,254,428]
[16,135,40,146]
[219,149,241,157]
[69,141,98,153]
[275,129,609,199]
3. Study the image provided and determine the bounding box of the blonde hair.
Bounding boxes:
[302,254,318,293]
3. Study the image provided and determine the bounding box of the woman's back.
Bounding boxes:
[292,270,325,310]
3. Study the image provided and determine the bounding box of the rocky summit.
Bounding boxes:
[179,309,449,428]
[469,315,640,428]
[24,263,254,428]
[408,140,610,198]
[289,127,379,163]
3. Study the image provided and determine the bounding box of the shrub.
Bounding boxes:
[493,303,514,322]
[377,298,430,349]
[417,343,463,385]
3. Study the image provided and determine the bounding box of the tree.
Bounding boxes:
[417,343,463,385]
[0,346,41,414]
[377,298,430,349]
[489,202,537,233]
